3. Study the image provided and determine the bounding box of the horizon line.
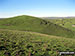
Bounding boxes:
[0,15,75,18]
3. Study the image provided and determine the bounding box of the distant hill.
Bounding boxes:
[0,15,74,38]
[45,18,75,31]
[41,17,75,19]
[0,18,4,19]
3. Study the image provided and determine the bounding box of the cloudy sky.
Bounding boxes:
[0,0,75,18]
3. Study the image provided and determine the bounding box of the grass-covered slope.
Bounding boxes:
[0,29,75,56]
[46,18,75,31]
[0,15,74,38]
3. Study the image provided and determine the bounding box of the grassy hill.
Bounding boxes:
[0,29,75,56]
[45,18,75,31]
[0,15,74,38]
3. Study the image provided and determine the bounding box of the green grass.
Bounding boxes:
[46,18,75,31]
[0,29,75,56]
[0,15,74,38]
[0,15,75,56]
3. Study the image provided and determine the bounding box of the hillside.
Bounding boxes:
[0,15,74,38]
[45,18,75,31]
[0,29,75,56]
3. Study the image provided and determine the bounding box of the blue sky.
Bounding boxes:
[0,0,75,18]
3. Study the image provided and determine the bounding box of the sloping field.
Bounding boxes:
[0,29,75,56]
